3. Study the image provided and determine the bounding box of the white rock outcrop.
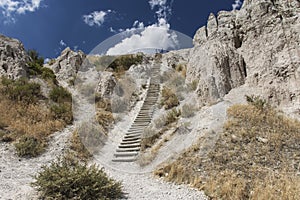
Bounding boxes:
[0,34,28,79]
[187,0,300,107]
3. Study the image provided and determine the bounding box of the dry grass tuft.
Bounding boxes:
[155,100,300,199]
[161,87,179,109]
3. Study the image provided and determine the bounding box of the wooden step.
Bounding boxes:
[118,143,141,148]
[124,134,141,138]
[116,147,140,152]
[121,139,141,145]
[112,157,137,162]
[123,137,141,142]
[114,152,138,157]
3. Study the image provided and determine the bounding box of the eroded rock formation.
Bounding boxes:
[0,34,28,79]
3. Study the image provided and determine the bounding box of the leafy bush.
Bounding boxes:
[161,87,179,110]
[1,77,41,104]
[32,156,123,200]
[14,135,44,157]
[49,86,72,103]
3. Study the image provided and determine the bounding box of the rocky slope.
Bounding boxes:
[0,34,28,79]
[187,0,300,118]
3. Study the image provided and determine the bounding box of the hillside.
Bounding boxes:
[0,0,299,199]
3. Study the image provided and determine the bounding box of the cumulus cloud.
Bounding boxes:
[83,10,112,27]
[232,0,242,10]
[0,0,42,18]
[105,0,179,55]
[148,0,171,20]
[106,18,178,55]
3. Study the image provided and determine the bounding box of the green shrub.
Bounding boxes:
[108,54,143,73]
[1,77,41,104]
[27,50,57,83]
[50,103,73,124]
[32,156,123,200]
[14,135,44,157]
[245,95,268,110]
[49,86,72,103]
[161,87,179,110]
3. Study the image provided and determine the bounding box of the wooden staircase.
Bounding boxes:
[112,64,160,162]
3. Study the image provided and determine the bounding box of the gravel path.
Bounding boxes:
[0,125,74,200]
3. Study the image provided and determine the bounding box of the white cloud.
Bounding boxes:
[83,10,112,27]
[106,18,178,55]
[148,0,171,20]
[59,40,66,47]
[0,0,42,19]
[232,0,242,10]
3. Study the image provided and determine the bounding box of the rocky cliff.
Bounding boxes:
[45,47,86,84]
[187,0,300,109]
[0,34,28,79]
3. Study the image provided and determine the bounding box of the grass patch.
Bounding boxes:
[32,156,123,200]
[155,99,300,199]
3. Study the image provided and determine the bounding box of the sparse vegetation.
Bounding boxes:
[154,108,181,129]
[141,126,162,151]
[96,109,114,131]
[0,76,72,157]
[187,80,198,92]
[32,156,123,200]
[155,98,300,199]
[1,77,41,104]
[70,130,92,162]
[49,86,73,124]
[161,87,179,109]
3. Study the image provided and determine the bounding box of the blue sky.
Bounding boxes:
[0,0,243,58]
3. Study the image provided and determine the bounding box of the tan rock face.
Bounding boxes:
[46,47,86,83]
[188,0,300,106]
[0,34,28,79]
